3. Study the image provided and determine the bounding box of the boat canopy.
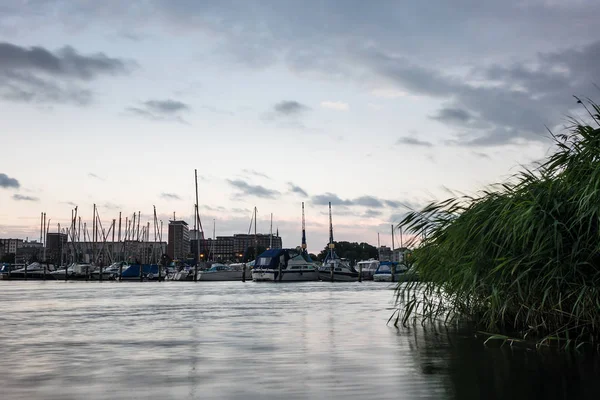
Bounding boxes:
[375,261,399,274]
[255,248,313,268]
[121,264,160,277]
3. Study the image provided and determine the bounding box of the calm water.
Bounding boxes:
[0,281,599,400]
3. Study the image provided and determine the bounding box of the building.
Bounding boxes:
[378,246,392,261]
[0,238,24,262]
[19,240,43,263]
[199,233,282,262]
[168,220,190,260]
[46,232,68,263]
[392,247,410,263]
[189,229,205,263]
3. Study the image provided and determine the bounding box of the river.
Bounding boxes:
[0,281,598,399]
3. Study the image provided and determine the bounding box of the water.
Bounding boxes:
[0,281,599,400]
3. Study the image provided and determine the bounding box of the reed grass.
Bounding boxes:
[394,100,600,349]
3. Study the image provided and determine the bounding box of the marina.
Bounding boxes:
[1,199,415,284]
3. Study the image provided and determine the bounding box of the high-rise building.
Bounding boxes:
[46,232,68,263]
[168,220,190,260]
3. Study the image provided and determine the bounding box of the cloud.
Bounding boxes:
[311,193,354,207]
[395,137,433,147]
[320,101,349,111]
[160,192,182,200]
[125,99,190,123]
[363,209,382,218]
[430,107,473,124]
[101,202,120,210]
[0,173,19,189]
[311,193,412,210]
[353,196,385,208]
[4,2,599,145]
[273,100,310,116]
[62,201,78,207]
[88,172,104,180]
[288,183,308,197]
[13,194,38,201]
[242,169,270,180]
[144,99,189,113]
[473,151,491,159]
[227,179,280,199]
[0,42,131,105]
[371,89,408,98]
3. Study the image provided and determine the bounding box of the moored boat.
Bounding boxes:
[5,262,57,280]
[197,263,250,281]
[356,259,379,280]
[252,248,318,281]
[317,202,359,282]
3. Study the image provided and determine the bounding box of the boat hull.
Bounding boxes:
[2,272,56,280]
[197,270,250,281]
[317,270,359,282]
[252,269,319,282]
[373,273,392,282]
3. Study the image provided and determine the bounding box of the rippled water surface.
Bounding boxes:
[1,281,599,400]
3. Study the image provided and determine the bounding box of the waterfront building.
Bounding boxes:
[46,232,68,263]
[199,233,282,262]
[168,220,190,260]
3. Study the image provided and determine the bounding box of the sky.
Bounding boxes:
[0,0,599,253]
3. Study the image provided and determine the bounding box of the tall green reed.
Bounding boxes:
[394,100,600,348]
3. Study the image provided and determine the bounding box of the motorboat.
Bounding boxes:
[356,259,379,280]
[197,263,250,281]
[373,261,408,282]
[6,262,57,280]
[252,248,319,282]
[50,263,95,280]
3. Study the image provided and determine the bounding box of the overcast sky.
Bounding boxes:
[0,0,598,253]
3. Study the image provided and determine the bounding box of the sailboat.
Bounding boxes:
[252,202,318,282]
[317,202,359,282]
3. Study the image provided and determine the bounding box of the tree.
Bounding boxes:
[316,241,378,264]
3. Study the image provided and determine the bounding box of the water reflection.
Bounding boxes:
[0,281,598,399]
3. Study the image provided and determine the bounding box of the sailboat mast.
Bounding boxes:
[269,213,273,249]
[328,202,334,259]
[254,207,258,259]
[399,226,403,248]
[391,224,395,251]
[301,202,307,253]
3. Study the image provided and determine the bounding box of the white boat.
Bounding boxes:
[50,263,95,280]
[356,259,379,280]
[252,248,319,282]
[372,261,408,282]
[7,262,57,280]
[197,263,250,281]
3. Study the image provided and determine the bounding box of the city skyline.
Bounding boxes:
[1,1,599,253]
